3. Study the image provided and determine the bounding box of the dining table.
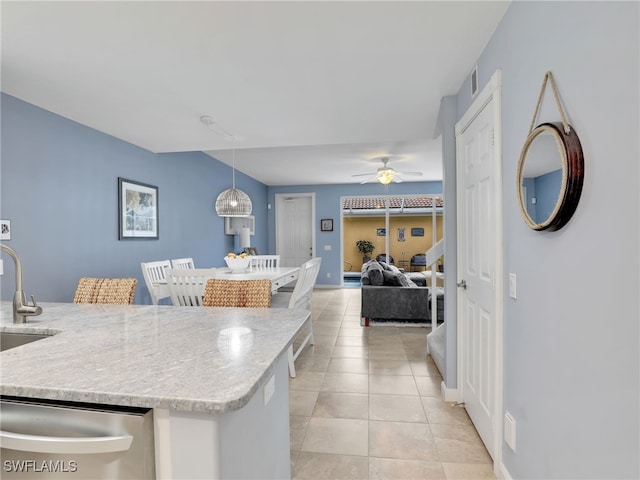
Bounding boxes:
[215,266,300,294]
[154,266,301,298]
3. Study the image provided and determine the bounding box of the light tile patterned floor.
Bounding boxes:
[289,288,495,480]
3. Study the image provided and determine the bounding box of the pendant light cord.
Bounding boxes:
[231,135,236,189]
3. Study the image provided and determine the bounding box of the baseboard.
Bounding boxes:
[497,461,513,480]
[440,381,461,402]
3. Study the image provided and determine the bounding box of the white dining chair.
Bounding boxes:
[171,257,195,269]
[141,260,171,305]
[270,257,322,377]
[166,268,217,306]
[249,255,280,270]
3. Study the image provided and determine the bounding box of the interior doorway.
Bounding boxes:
[455,70,504,465]
[275,193,315,267]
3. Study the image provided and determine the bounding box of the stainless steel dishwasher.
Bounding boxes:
[0,396,155,479]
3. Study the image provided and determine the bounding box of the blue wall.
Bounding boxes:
[533,168,562,224]
[452,1,639,478]
[267,182,442,286]
[0,94,268,304]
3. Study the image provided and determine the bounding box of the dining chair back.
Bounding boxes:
[270,257,322,377]
[203,279,272,308]
[410,253,427,271]
[171,257,195,269]
[249,255,280,270]
[166,268,217,306]
[73,277,137,305]
[140,260,171,305]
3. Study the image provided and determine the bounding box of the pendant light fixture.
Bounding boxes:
[201,116,253,217]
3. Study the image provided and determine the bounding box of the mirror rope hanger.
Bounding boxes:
[529,71,571,135]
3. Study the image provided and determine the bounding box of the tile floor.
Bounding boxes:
[288,288,495,480]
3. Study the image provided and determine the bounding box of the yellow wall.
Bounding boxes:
[343,215,443,271]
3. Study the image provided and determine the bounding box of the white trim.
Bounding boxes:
[455,69,504,469]
[153,408,172,478]
[497,462,514,480]
[440,381,462,403]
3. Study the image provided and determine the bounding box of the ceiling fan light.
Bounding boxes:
[215,188,253,217]
[377,170,394,185]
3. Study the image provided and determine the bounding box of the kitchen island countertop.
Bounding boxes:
[0,302,310,414]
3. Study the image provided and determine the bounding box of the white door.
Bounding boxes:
[275,194,315,267]
[455,71,503,461]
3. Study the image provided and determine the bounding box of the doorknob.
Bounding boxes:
[457,279,467,289]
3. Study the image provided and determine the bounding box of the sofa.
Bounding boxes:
[360,260,443,326]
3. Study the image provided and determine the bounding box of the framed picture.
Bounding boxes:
[397,228,406,242]
[376,228,386,236]
[0,220,10,240]
[320,218,333,232]
[247,247,259,256]
[411,227,424,237]
[118,178,159,240]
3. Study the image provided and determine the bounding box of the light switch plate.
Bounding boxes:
[509,273,517,299]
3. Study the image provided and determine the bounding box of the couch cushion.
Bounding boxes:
[382,269,413,286]
[406,272,427,287]
[382,269,401,286]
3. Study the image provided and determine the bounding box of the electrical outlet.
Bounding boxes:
[264,374,275,406]
[509,273,517,299]
[323,245,331,251]
[326,272,331,278]
[504,411,516,452]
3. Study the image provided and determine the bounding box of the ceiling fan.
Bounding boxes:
[352,157,423,185]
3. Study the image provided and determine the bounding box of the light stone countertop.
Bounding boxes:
[0,302,310,414]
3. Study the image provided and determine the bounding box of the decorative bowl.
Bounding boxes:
[224,256,250,272]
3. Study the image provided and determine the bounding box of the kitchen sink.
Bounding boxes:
[0,332,52,352]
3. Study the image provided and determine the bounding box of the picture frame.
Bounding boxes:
[0,220,11,240]
[320,218,333,232]
[247,247,259,256]
[397,228,406,242]
[118,178,159,240]
[411,227,424,237]
[376,228,386,236]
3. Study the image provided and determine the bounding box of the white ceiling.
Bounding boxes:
[1,1,509,186]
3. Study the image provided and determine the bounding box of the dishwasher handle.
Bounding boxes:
[0,429,133,454]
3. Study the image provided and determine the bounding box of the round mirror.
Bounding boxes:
[517,122,584,231]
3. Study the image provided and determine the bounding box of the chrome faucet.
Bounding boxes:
[0,244,42,323]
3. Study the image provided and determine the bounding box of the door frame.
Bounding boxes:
[454,70,504,467]
[274,193,316,262]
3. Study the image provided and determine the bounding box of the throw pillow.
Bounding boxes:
[382,270,403,286]
[366,260,384,286]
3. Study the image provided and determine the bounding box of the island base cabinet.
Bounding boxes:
[156,353,291,479]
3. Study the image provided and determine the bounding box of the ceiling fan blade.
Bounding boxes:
[352,172,376,177]
[392,174,404,183]
[359,175,377,184]
[397,171,423,176]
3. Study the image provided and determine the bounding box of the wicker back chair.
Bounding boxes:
[203,279,271,308]
[73,277,137,305]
